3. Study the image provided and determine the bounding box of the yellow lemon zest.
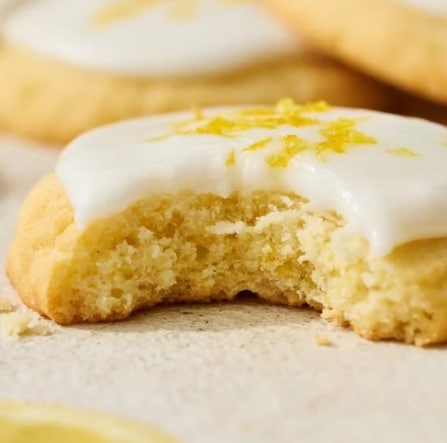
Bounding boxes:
[146,99,377,169]
[93,0,257,27]
[92,0,158,27]
[225,149,237,168]
[169,0,199,21]
[387,147,418,157]
[173,98,327,138]
[193,105,205,121]
[243,137,272,152]
[266,135,313,168]
[316,118,377,160]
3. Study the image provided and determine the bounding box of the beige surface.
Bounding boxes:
[2,139,447,442]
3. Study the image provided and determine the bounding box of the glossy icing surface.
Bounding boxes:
[56,100,447,256]
[2,0,302,76]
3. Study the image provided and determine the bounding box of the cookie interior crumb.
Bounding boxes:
[315,334,333,346]
[9,172,447,345]
[1,311,52,338]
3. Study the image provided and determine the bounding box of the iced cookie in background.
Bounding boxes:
[396,92,447,126]
[267,0,447,105]
[0,400,180,443]
[0,0,390,144]
[8,98,447,346]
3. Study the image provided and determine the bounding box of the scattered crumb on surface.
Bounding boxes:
[315,334,334,347]
[0,297,15,313]
[1,311,31,337]
[1,311,52,338]
[29,321,53,337]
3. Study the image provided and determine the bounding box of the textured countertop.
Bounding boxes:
[1,138,447,443]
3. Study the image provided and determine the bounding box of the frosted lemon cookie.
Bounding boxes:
[397,92,447,125]
[268,0,447,104]
[0,0,389,143]
[8,99,447,345]
[0,401,179,442]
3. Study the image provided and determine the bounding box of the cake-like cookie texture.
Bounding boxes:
[268,0,447,104]
[0,0,390,144]
[7,99,447,345]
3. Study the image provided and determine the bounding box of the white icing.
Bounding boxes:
[56,105,447,256]
[393,0,447,15]
[1,0,302,76]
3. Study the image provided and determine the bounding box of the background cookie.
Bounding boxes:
[395,90,447,124]
[268,0,447,105]
[0,0,391,144]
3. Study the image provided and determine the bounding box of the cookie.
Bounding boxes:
[0,0,390,143]
[268,0,447,104]
[396,91,447,125]
[7,99,447,345]
[0,400,179,443]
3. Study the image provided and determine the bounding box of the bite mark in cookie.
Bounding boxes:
[8,99,447,345]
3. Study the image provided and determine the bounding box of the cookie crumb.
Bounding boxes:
[0,297,15,313]
[1,312,52,338]
[29,321,52,337]
[315,334,333,347]
[1,312,32,337]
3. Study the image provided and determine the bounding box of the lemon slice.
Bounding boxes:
[0,401,179,443]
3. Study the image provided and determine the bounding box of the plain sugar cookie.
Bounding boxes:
[7,99,447,346]
[0,0,390,144]
[268,0,447,104]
